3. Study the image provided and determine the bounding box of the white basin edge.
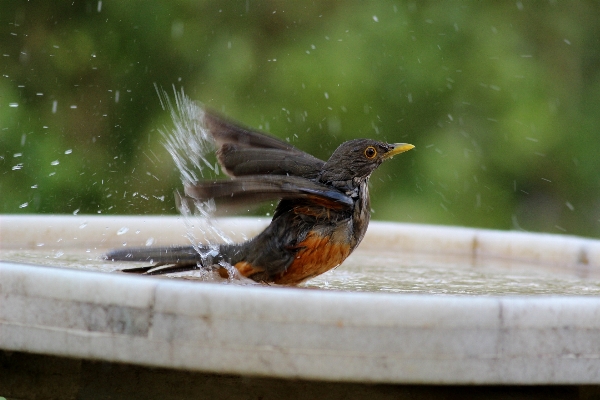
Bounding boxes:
[1,214,600,384]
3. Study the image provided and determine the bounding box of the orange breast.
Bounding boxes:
[273,231,351,285]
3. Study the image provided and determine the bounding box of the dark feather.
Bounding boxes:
[203,110,323,178]
[105,245,200,263]
[217,144,323,178]
[185,175,353,209]
[204,110,302,152]
[128,263,200,275]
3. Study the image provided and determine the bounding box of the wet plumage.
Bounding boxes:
[105,109,414,285]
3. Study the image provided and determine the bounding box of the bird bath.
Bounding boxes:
[2,214,600,397]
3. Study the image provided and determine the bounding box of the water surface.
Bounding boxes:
[3,248,600,296]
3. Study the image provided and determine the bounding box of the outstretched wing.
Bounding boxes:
[202,110,324,178]
[185,175,353,210]
[204,110,300,151]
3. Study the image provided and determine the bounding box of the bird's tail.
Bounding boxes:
[104,245,208,275]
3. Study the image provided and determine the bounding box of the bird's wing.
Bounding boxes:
[185,175,353,210]
[203,109,324,178]
[217,145,324,179]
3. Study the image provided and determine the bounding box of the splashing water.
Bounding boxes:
[155,86,237,279]
[155,85,214,184]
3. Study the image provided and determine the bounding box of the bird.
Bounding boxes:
[104,109,414,285]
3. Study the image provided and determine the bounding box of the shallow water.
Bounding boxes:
[305,252,600,295]
[3,248,600,296]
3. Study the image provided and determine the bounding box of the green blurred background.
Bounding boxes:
[2,1,600,237]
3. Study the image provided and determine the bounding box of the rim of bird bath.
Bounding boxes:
[1,214,600,384]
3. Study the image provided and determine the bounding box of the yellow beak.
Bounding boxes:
[383,143,415,159]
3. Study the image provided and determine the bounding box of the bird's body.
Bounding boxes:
[105,109,413,285]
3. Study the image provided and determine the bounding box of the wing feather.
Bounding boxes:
[202,110,324,178]
[185,175,352,209]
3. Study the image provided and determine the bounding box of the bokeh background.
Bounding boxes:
[2,1,600,237]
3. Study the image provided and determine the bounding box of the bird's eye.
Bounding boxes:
[364,146,377,159]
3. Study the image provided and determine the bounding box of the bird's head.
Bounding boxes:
[319,139,414,184]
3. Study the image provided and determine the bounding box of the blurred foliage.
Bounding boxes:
[1,1,600,237]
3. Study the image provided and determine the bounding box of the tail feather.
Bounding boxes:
[104,244,240,276]
[104,245,201,264]
[122,263,201,275]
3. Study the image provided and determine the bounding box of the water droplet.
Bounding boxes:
[171,20,184,38]
[73,208,79,215]
[79,222,88,229]
[51,160,60,166]
[117,227,129,235]
[9,103,18,108]
[65,149,72,154]
[145,237,155,246]
[207,248,219,257]
[372,15,379,22]
[19,202,28,208]
[52,100,58,113]
[12,163,23,170]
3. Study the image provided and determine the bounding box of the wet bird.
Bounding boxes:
[105,110,414,285]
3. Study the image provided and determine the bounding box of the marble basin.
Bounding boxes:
[1,214,600,385]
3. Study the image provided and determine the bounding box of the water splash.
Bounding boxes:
[156,85,214,184]
[155,85,233,270]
